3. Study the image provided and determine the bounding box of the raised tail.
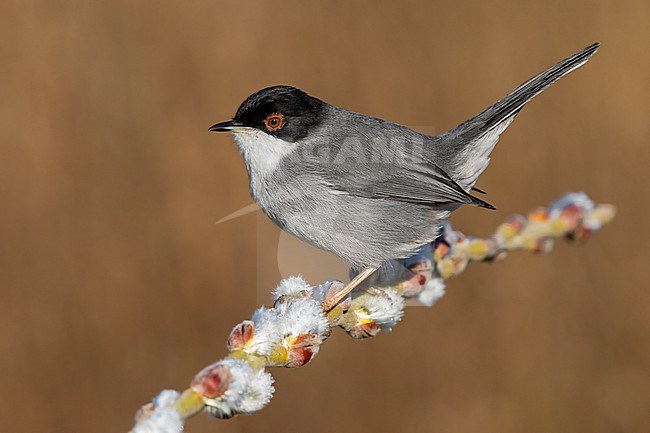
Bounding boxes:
[438,42,599,191]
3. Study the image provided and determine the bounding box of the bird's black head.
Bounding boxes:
[209,85,326,143]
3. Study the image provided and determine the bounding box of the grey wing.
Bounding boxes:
[437,42,599,191]
[324,160,495,210]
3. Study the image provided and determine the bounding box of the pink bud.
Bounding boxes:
[286,333,321,368]
[347,321,381,339]
[532,237,554,254]
[227,320,255,351]
[568,226,592,241]
[191,364,232,399]
[558,204,583,231]
[401,271,427,297]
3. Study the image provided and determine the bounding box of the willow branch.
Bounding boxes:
[130,192,615,433]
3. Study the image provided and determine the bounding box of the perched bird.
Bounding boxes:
[210,43,599,308]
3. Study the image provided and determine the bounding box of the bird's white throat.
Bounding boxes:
[231,128,295,197]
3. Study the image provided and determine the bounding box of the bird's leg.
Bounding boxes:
[321,266,378,312]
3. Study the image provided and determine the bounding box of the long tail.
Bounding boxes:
[438,42,599,191]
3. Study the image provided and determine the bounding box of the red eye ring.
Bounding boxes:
[264,113,285,132]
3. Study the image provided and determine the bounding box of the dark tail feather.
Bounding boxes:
[469,194,496,210]
[440,43,599,191]
[455,42,599,142]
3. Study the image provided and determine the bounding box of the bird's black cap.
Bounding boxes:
[209,85,326,143]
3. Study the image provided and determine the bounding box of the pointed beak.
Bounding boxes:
[208,120,239,132]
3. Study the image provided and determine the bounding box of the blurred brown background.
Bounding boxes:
[1,0,649,432]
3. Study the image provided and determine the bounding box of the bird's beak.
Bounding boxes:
[208,120,239,132]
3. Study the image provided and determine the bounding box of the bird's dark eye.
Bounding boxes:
[263,113,285,132]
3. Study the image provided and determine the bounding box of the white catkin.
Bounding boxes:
[549,192,594,214]
[272,275,311,300]
[237,367,275,413]
[248,307,284,356]
[247,297,329,356]
[275,297,330,340]
[133,390,183,433]
[360,288,405,330]
[203,359,275,419]
[418,278,446,307]
[310,280,336,302]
